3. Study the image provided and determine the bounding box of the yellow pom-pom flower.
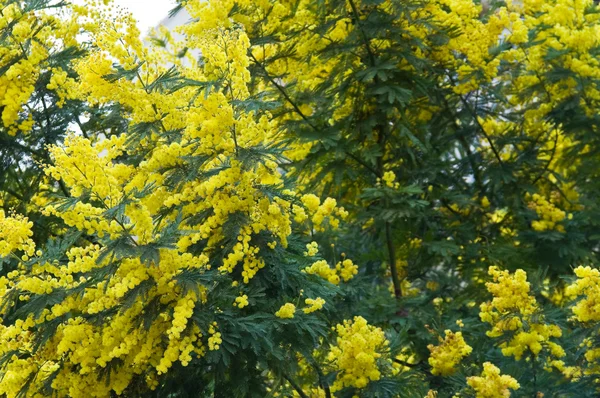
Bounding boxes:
[467,362,519,398]
[275,303,296,319]
[427,330,472,376]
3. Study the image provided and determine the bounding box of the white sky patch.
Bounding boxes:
[70,0,177,34]
[111,0,177,34]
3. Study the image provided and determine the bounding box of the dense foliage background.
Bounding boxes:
[1,0,600,396]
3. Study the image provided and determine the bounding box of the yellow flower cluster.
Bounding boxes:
[480,266,537,333]
[303,297,325,314]
[380,171,399,188]
[300,195,348,232]
[275,303,296,319]
[480,267,564,361]
[304,241,319,257]
[304,258,358,285]
[467,362,520,398]
[0,2,79,135]
[337,259,359,282]
[0,211,35,258]
[427,330,472,376]
[208,322,222,351]
[528,193,567,232]
[500,324,564,360]
[419,0,512,93]
[169,291,196,340]
[327,316,388,391]
[234,294,250,309]
[566,266,600,323]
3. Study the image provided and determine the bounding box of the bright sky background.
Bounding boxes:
[112,0,177,33]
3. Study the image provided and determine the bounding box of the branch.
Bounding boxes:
[312,362,331,398]
[283,374,309,398]
[250,51,384,181]
[386,222,402,298]
[57,179,70,197]
[448,75,505,168]
[393,358,420,368]
[75,116,90,140]
[439,92,483,190]
[346,1,402,299]
[345,150,381,178]
[249,52,318,131]
[347,0,377,67]
[531,127,559,185]
[3,187,23,201]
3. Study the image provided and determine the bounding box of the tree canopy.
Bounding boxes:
[1,0,600,397]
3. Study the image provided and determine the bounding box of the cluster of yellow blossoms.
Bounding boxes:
[566,266,600,375]
[304,258,358,285]
[427,330,472,376]
[304,241,319,257]
[379,171,399,189]
[303,298,326,314]
[274,297,326,319]
[0,211,35,258]
[528,193,568,232]
[327,316,388,392]
[207,323,222,351]
[466,362,520,398]
[567,266,600,323]
[0,2,79,134]
[275,303,296,319]
[480,267,564,362]
[234,294,249,309]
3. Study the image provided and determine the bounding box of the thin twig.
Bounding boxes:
[448,75,505,167]
[283,374,309,398]
[386,222,402,298]
[532,127,559,185]
[393,358,420,368]
[249,52,318,131]
[312,362,332,398]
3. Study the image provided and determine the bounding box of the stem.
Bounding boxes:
[347,0,376,67]
[57,179,70,197]
[250,51,384,183]
[439,92,483,190]
[448,75,505,168]
[75,116,90,140]
[386,222,402,298]
[459,94,504,167]
[283,374,309,398]
[226,79,240,158]
[532,353,537,397]
[393,358,419,368]
[347,0,402,299]
[345,150,380,178]
[248,52,318,132]
[312,362,331,398]
[531,127,559,185]
[3,187,23,201]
